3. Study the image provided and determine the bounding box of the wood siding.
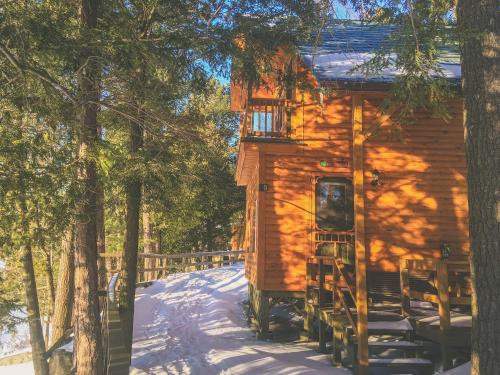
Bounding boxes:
[238,91,469,292]
[362,97,469,271]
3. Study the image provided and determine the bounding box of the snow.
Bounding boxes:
[440,361,471,374]
[419,314,472,328]
[0,361,34,375]
[0,320,30,357]
[131,264,351,375]
[301,52,461,83]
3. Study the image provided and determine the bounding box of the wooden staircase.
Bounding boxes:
[305,256,434,375]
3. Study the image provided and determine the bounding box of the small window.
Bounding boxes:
[315,177,354,231]
[252,112,273,133]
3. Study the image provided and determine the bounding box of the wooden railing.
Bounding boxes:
[99,250,245,283]
[400,258,471,370]
[242,98,290,138]
[101,273,130,375]
[399,258,471,328]
[306,255,360,362]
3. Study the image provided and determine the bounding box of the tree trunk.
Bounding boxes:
[73,1,103,374]
[51,228,75,345]
[43,248,56,345]
[120,114,144,353]
[18,182,49,375]
[457,2,500,374]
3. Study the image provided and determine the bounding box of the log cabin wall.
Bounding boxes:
[362,96,469,272]
[244,164,259,287]
[237,90,469,293]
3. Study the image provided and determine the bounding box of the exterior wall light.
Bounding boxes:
[371,169,381,187]
[440,242,452,259]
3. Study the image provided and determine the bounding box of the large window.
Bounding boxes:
[315,177,354,231]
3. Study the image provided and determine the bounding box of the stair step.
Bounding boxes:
[368,340,424,350]
[369,358,433,367]
[348,319,414,335]
[368,319,414,333]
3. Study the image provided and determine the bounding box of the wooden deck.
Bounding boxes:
[303,255,472,374]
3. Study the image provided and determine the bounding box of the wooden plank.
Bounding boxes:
[353,94,368,375]
[437,261,452,371]
[437,261,451,330]
[318,259,327,353]
[399,259,411,317]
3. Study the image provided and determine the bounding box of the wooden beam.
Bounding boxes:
[318,259,327,353]
[352,94,369,375]
[437,260,452,370]
[256,153,266,290]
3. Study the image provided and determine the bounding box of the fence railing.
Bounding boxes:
[101,273,130,375]
[99,250,245,283]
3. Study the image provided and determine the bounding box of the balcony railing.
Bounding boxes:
[241,98,291,138]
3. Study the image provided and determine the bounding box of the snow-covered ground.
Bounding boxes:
[0,263,472,374]
[131,264,350,375]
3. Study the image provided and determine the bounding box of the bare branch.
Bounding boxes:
[0,42,76,103]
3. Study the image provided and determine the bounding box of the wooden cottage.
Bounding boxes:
[232,22,471,374]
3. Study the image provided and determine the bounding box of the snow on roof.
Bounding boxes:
[298,22,461,83]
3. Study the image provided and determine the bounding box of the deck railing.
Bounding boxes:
[101,273,130,375]
[99,250,245,283]
[399,258,471,327]
[399,258,471,370]
[242,98,291,138]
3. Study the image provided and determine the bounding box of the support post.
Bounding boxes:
[400,259,411,317]
[352,94,368,375]
[437,261,451,370]
[332,262,342,365]
[318,259,327,353]
[255,288,269,340]
[304,262,314,339]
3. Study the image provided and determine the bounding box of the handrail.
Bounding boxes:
[333,258,356,303]
[102,273,130,375]
[100,250,245,259]
[332,257,358,336]
[399,258,472,324]
[99,250,246,283]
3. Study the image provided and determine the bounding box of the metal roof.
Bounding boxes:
[298,22,461,84]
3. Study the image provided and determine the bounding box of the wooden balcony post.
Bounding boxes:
[352,94,369,375]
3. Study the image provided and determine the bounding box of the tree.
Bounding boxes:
[51,228,75,345]
[456,1,500,373]
[72,0,104,373]
[0,1,329,369]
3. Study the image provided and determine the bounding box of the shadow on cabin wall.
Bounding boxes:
[258,95,469,295]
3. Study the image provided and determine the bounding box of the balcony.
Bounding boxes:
[241,98,291,139]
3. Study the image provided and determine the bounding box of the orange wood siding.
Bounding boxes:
[239,88,469,292]
[244,165,259,286]
[362,98,469,272]
[251,95,354,292]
